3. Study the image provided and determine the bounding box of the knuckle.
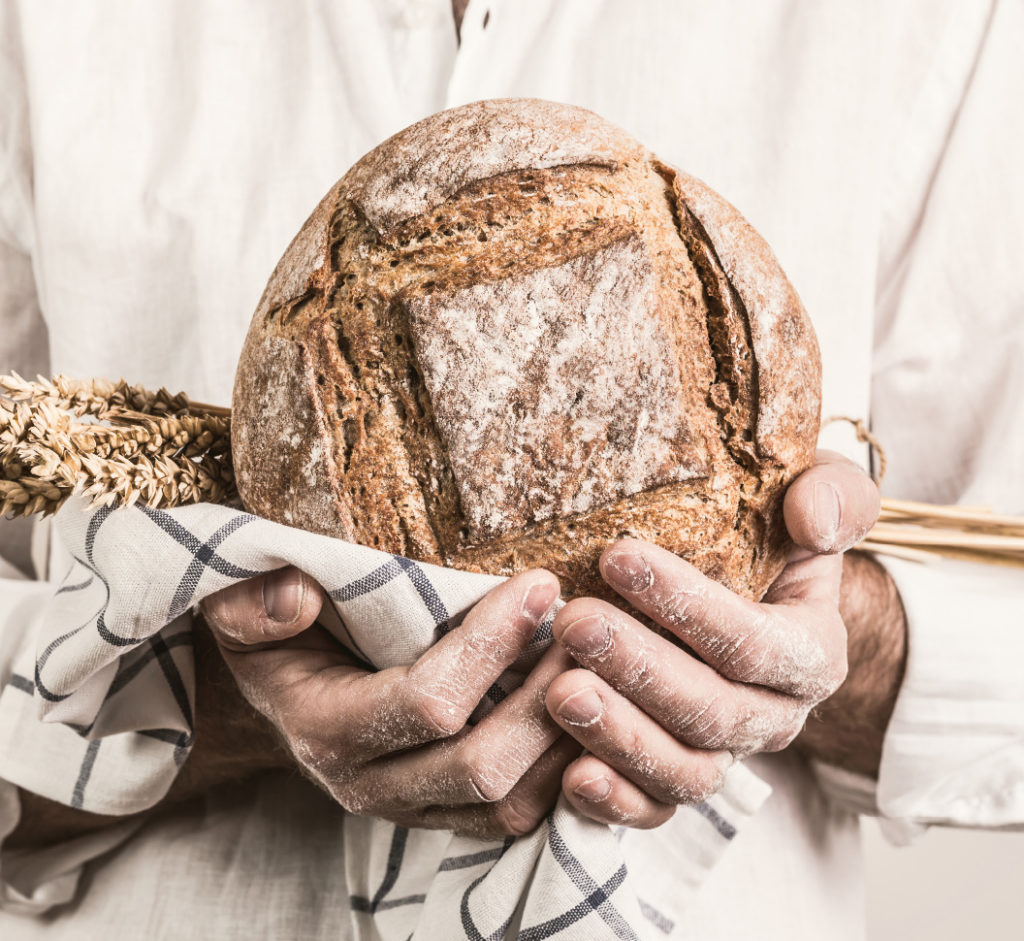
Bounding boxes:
[409,690,469,738]
[674,760,729,805]
[784,641,844,701]
[715,617,773,683]
[454,744,513,803]
[654,584,706,633]
[620,644,656,692]
[763,705,812,752]
[674,698,738,750]
[719,644,767,685]
[333,785,373,816]
[491,796,544,837]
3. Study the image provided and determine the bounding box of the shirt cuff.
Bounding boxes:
[875,556,1024,829]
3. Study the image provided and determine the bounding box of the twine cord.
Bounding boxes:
[822,415,887,486]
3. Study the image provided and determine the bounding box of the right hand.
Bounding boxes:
[200,567,578,838]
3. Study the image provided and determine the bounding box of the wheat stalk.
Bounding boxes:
[4,375,1023,571]
[824,415,1024,570]
[1,373,235,517]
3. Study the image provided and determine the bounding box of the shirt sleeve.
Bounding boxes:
[862,0,1024,834]
[0,6,144,914]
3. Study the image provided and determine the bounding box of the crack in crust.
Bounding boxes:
[675,202,760,472]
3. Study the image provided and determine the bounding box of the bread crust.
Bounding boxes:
[232,99,821,602]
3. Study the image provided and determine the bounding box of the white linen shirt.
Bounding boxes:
[1,1,1023,938]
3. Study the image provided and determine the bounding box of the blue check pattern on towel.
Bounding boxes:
[0,499,771,940]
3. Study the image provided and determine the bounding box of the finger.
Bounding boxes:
[400,568,560,739]
[400,735,582,840]
[597,542,846,699]
[551,598,812,752]
[546,670,733,806]
[201,567,325,650]
[352,643,575,808]
[783,449,880,556]
[562,754,676,829]
[274,569,561,765]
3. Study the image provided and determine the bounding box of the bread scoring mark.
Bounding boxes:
[344,98,644,235]
[670,170,821,469]
[671,196,760,471]
[404,232,709,541]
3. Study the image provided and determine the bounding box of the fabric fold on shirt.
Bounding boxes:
[0,498,771,940]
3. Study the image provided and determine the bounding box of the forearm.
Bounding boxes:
[6,617,289,850]
[795,550,908,777]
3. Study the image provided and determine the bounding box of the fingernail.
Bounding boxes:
[557,688,604,726]
[522,582,556,622]
[574,776,612,802]
[603,551,653,592]
[263,568,305,623]
[813,481,841,549]
[560,615,612,658]
[714,751,736,772]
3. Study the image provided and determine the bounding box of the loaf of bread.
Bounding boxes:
[232,99,821,602]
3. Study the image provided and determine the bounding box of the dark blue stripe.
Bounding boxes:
[692,800,736,840]
[33,624,89,702]
[517,818,637,941]
[517,864,632,941]
[138,505,263,581]
[150,632,193,732]
[330,557,404,602]
[394,556,449,627]
[638,898,675,935]
[70,740,101,809]
[84,507,113,567]
[166,514,260,619]
[56,574,94,595]
[348,824,415,916]
[137,726,192,750]
[458,838,517,941]
[107,631,193,699]
[437,846,507,872]
[7,673,34,694]
[350,894,426,913]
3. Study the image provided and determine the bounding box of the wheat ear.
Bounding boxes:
[0,373,235,517]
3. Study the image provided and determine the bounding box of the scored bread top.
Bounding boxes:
[345,98,646,235]
[232,98,821,601]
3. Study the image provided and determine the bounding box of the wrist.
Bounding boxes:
[795,551,908,778]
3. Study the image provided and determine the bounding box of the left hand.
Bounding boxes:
[545,451,880,828]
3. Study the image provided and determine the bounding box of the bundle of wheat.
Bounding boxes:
[0,374,234,517]
[2,374,1021,570]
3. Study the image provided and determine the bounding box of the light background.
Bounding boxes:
[862,818,1024,939]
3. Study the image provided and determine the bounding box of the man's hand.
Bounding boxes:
[545,451,896,828]
[201,568,581,839]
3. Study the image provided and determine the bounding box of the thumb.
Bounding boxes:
[783,450,880,556]
[201,567,324,651]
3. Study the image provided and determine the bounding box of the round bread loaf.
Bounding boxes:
[232,98,821,603]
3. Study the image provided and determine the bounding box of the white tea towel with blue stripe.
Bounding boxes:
[0,498,771,940]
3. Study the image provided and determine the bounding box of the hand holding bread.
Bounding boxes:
[201,568,586,839]
[546,452,880,827]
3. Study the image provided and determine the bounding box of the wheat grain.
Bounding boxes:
[0,373,235,518]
